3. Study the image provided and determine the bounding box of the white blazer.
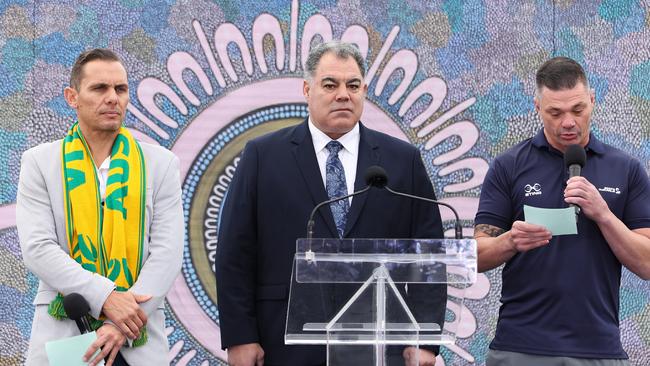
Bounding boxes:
[16,139,184,366]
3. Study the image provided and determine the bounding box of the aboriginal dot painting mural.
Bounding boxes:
[1,1,649,365]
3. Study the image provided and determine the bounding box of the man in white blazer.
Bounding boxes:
[16,49,183,366]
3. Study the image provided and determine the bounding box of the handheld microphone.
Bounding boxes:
[63,293,92,334]
[564,144,587,218]
[367,165,464,239]
[305,166,388,239]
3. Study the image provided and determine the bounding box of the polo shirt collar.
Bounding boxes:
[532,129,605,155]
[584,133,606,155]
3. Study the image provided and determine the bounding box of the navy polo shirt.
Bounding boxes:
[475,129,650,358]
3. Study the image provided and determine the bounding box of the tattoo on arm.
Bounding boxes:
[475,224,505,238]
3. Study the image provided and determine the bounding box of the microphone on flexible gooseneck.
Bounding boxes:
[365,165,464,239]
[63,293,93,334]
[363,165,388,189]
[305,166,386,239]
[564,144,587,219]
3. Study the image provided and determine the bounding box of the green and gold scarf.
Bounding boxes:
[50,122,147,346]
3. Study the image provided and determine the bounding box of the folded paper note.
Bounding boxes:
[45,331,104,366]
[523,205,578,236]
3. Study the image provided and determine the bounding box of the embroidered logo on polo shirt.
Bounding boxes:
[598,186,621,194]
[524,183,542,196]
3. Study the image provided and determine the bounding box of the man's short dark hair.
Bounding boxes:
[535,56,589,97]
[304,41,366,80]
[70,48,123,90]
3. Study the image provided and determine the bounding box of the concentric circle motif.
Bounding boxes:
[182,104,308,323]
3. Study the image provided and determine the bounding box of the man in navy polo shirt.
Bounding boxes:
[474,56,650,366]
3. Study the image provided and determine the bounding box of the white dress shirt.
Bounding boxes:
[97,157,110,202]
[308,118,360,203]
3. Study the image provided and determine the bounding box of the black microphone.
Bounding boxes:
[305,166,387,239]
[367,165,464,239]
[364,165,388,188]
[63,293,92,334]
[564,144,587,218]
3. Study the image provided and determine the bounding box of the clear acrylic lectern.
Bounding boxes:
[285,238,477,366]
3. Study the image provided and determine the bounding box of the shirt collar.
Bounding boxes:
[584,133,606,155]
[308,118,360,156]
[531,129,605,155]
[98,157,111,171]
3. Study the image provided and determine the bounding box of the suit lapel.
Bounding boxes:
[291,120,339,237]
[344,123,380,236]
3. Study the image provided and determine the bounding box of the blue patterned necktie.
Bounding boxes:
[325,140,349,238]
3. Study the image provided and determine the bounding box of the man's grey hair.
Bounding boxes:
[303,41,366,81]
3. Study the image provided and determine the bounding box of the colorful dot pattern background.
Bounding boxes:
[0,1,649,365]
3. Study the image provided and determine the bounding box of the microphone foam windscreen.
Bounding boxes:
[564,144,586,168]
[364,165,388,188]
[62,293,91,321]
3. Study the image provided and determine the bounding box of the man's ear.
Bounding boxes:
[303,80,310,99]
[63,87,78,109]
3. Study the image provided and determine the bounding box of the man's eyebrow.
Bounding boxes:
[545,101,588,113]
[320,76,338,83]
[88,82,128,89]
[320,76,362,84]
[88,82,108,88]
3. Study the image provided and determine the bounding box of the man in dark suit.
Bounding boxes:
[216,41,444,366]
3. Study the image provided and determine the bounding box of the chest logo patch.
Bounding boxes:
[598,186,621,194]
[524,183,542,197]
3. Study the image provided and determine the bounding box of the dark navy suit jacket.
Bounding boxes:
[216,120,445,365]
